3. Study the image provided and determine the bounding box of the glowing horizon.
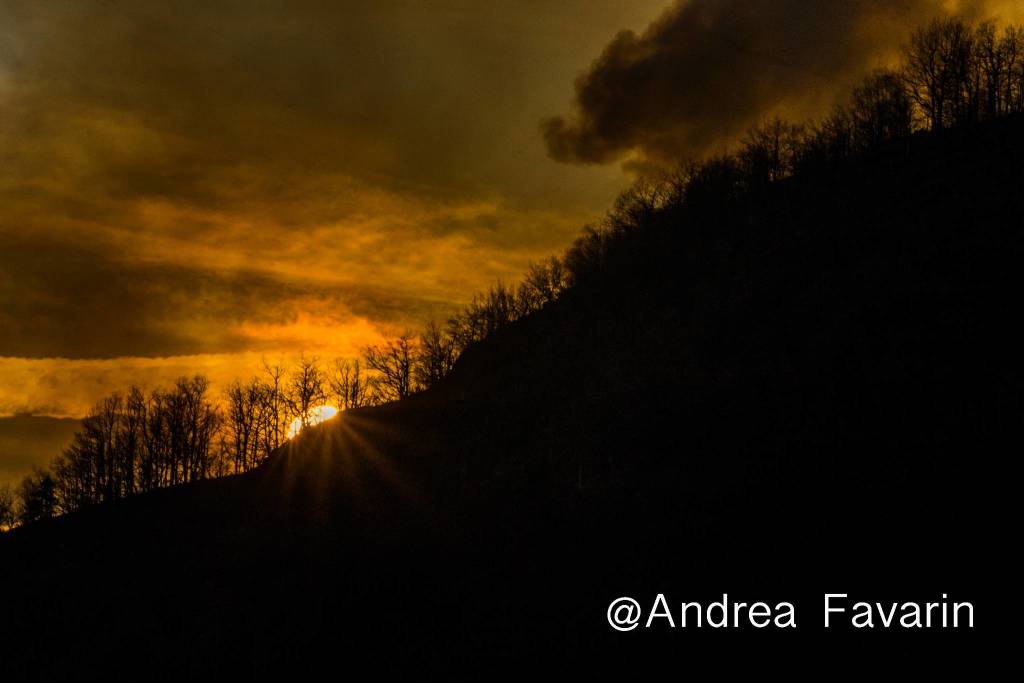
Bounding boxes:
[286,405,340,440]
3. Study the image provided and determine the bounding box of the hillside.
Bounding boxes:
[2,117,1021,675]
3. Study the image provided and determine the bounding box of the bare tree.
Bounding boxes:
[225,378,264,472]
[1003,26,1024,112]
[160,376,219,484]
[848,69,914,148]
[330,358,370,410]
[976,22,1024,118]
[739,117,805,185]
[0,483,17,532]
[92,393,121,502]
[446,283,527,353]
[121,386,146,496]
[139,388,166,492]
[364,334,418,402]
[906,19,950,130]
[17,468,56,525]
[54,428,100,513]
[796,107,855,172]
[523,257,568,307]
[260,360,287,450]
[904,18,976,130]
[188,377,222,481]
[417,321,456,389]
[287,355,327,428]
[603,179,668,235]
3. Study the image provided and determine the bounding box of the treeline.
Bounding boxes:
[725,18,1024,184]
[566,17,1024,282]
[4,377,222,525]
[3,17,1022,531]
[0,261,569,527]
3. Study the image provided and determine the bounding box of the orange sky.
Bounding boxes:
[2,0,1020,486]
[1,1,672,422]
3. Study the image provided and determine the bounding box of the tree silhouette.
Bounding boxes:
[524,257,568,307]
[225,378,264,472]
[0,483,16,531]
[286,355,327,428]
[364,334,417,402]
[260,360,287,454]
[739,117,805,185]
[417,321,457,390]
[903,20,1024,129]
[17,468,56,524]
[48,375,222,514]
[330,359,371,410]
[848,69,913,149]
[15,15,1024,530]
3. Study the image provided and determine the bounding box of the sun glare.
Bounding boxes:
[286,404,339,439]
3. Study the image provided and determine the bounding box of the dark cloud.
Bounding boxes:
[0,232,452,359]
[2,1,652,376]
[0,415,81,488]
[542,0,996,165]
[0,0,641,216]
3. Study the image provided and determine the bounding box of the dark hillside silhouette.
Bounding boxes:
[7,17,1021,528]
[2,111,1019,674]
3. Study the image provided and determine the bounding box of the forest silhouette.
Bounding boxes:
[4,17,1021,529]
[0,17,1019,675]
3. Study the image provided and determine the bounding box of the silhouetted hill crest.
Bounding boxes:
[3,112,1021,676]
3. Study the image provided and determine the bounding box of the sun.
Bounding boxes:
[286,404,339,439]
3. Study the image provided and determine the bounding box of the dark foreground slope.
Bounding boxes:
[2,119,1022,675]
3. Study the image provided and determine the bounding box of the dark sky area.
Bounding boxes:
[1,0,1017,485]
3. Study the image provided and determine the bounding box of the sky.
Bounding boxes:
[1,0,1020,485]
[0,1,667,419]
